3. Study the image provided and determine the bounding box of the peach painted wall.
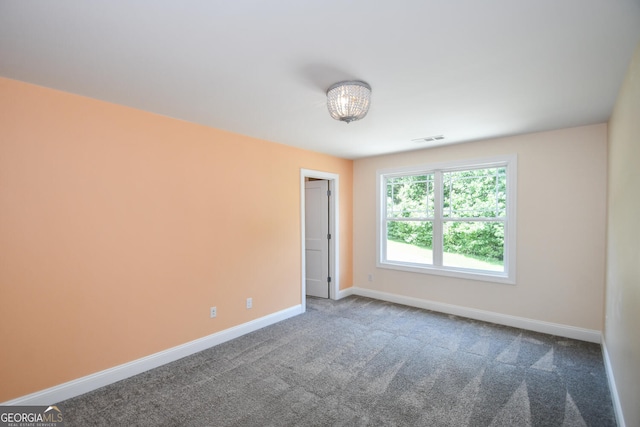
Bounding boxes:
[0,77,353,402]
[353,124,607,330]
[605,41,640,427]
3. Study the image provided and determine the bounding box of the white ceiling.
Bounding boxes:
[1,1,639,159]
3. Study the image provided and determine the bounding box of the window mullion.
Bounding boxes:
[433,170,443,266]
[382,177,389,262]
[494,168,499,217]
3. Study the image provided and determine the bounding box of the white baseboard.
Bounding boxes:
[601,339,626,427]
[4,288,604,406]
[349,287,601,343]
[336,287,355,300]
[3,304,303,406]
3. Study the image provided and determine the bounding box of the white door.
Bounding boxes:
[305,180,330,298]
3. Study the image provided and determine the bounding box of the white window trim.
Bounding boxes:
[376,154,517,285]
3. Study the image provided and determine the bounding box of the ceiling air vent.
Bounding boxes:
[412,135,445,143]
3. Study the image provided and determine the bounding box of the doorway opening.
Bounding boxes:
[305,179,330,299]
[300,169,339,312]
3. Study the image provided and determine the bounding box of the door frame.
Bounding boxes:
[300,169,339,312]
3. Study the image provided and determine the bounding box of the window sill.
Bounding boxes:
[377,260,516,285]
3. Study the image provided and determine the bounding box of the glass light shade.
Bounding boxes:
[326,80,371,123]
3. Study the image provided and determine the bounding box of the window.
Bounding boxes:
[377,155,516,284]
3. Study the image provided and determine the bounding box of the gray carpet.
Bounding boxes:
[59,296,616,426]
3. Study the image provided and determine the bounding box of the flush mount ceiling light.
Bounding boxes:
[326,80,371,123]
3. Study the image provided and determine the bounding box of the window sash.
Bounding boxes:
[442,167,506,218]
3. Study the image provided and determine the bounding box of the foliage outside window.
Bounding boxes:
[377,155,516,284]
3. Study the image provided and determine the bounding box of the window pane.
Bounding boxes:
[442,221,504,272]
[443,168,506,218]
[386,174,434,218]
[386,220,433,264]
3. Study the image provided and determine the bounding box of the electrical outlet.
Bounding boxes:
[210,306,217,318]
[246,297,252,309]
[368,274,374,282]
